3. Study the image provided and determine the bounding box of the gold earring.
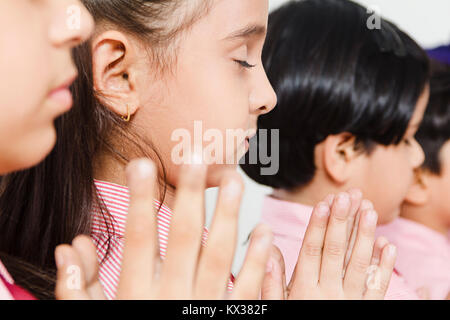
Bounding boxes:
[121,105,131,122]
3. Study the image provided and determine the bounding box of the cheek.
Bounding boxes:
[0,122,56,174]
[0,5,55,172]
[363,148,414,222]
[0,2,50,109]
[175,46,250,131]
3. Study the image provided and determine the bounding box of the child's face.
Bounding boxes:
[352,87,429,224]
[134,0,277,187]
[0,0,93,174]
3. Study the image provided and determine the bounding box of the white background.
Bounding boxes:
[205,0,450,275]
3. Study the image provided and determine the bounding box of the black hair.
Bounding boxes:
[416,60,450,174]
[241,0,430,190]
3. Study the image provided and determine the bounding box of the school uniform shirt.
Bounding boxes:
[376,217,450,300]
[0,260,13,300]
[261,196,420,300]
[0,259,35,300]
[92,180,234,300]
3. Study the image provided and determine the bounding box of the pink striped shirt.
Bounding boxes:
[0,260,13,300]
[92,180,234,299]
[261,196,420,300]
[376,217,450,300]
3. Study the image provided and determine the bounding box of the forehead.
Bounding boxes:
[206,0,269,39]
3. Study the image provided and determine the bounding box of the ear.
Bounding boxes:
[92,30,140,119]
[320,133,359,184]
[404,168,430,206]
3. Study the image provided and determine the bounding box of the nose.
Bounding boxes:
[411,138,425,169]
[249,65,278,116]
[49,0,94,48]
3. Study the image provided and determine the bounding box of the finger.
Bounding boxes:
[261,245,287,300]
[160,157,207,297]
[195,172,244,299]
[55,245,91,300]
[319,192,352,288]
[117,159,158,299]
[231,224,273,300]
[344,200,373,270]
[369,236,389,267]
[71,235,106,299]
[344,189,362,256]
[343,209,378,298]
[364,244,396,300]
[289,201,330,293]
[416,286,431,300]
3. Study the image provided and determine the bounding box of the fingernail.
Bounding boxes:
[252,225,273,250]
[190,151,204,166]
[337,192,350,207]
[316,202,329,218]
[350,189,363,199]
[361,199,374,211]
[186,152,207,179]
[364,210,378,226]
[266,259,274,274]
[223,179,243,199]
[135,159,155,178]
[256,233,273,249]
[55,247,65,268]
[127,159,155,187]
[387,244,397,257]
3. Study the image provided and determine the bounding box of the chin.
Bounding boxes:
[205,163,239,188]
[22,127,57,171]
[379,207,402,225]
[0,124,57,174]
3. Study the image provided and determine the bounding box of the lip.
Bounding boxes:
[244,128,258,150]
[246,128,258,140]
[48,72,78,112]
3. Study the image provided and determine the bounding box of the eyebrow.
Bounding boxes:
[222,24,267,42]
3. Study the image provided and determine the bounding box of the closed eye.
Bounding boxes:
[234,59,256,69]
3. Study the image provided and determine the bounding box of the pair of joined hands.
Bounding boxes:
[55,159,396,300]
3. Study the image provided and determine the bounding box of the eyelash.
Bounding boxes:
[234,60,256,69]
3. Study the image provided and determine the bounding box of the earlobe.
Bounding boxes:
[91,31,140,118]
[322,133,358,184]
[404,169,429,206]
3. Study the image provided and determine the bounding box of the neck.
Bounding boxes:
[271,182,333,208]
[94,153,176,210]
[401,204,449,236]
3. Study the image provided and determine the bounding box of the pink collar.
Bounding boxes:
[261,195,314,238]
[92,179,174,239]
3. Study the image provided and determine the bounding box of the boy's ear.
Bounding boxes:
[91,30,140,118]
[404,168,430,206]
[321,133,359,184]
